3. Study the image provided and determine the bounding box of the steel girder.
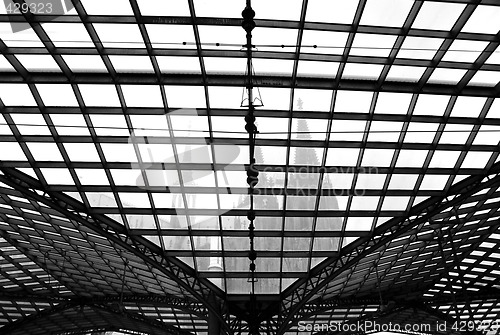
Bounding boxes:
[1,72,500,97]
[275,161,500,334]
[0,167,231,335]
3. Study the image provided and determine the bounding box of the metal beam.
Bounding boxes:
[1,72,500,97]
[276,161,500,334]
[0,167,231,335]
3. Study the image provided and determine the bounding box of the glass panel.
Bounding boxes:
[291,118,328,141]
[156,56,201,74]
[137,0,190,16]
[43,22,94,48]
[253,0,302,21]
[90,115,129,136]
[438,124,472,145]
[413,94,450,116]
[404,122,438,143]
[473,125,500,145]
[0,22,43,47]
[81,0,133,15]
[388,174,419,190]
[468,71,500,87]
[301,30,349,55]
[335,91,373,113]
[193,0,240,18]
[296,60,339,78]
[367,121,403,142]
[361,149,395,167]
[351,196,380,210]
[450,97,486,117]
[109,55,154,73]
[79,84,121,107]
[398,37,443,60]
[412,2,466,30]
[36,84,78,106]
[461,151,492,169]
[330,120,367,142]
[419,174,449,190]
[64,143,100,162]
[51,114,90,136]
[93,23,145,48]
[355,173,387,190]
[386,65,426,82]
[343,63,384,80]
[121,85,163,107]
[326,148,360,166]
[198,25,241,51]
[253,28,298,53]
[375,93,413,115]
[11,113,51,135]
[442,40,488,63]
[395,149,428,167]
[256,88,291,110]
[0,142,27,161]
[381,196,410,211]
[204,57,246,75]
[293,90,332,113]
[76,169,110,185]
[253,59,294,76]
[351,33,398,57]
[305,0,359,24]
[15,55,61,72]
[164,86,206,108]
[360,0,414,27]
[0,55,15,71]
[0,84,36,106]
[428,68,467,85]
[462,5,500,34]
[290,147,324,166]
[62,55,108,72]
[26,143,63,161]
[428,151,461,168]
[40,168,74,185]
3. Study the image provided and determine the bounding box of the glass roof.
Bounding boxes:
[1,1,500,334]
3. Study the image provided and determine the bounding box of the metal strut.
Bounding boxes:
[242,1,261,334]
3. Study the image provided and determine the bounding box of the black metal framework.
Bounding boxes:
[1,0,500,334]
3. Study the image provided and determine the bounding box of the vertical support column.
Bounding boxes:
[209,309,222,335]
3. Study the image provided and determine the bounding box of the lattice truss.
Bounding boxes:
[1,0,500,334]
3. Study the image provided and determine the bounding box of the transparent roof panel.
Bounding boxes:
[137,0,190,16]
[42,23,94,48]
[15,55,61,72]
[441,39,488,63]
[305,0,359,24]
[146,24,197,49]
[0,84,36,106]
[462,5,500,34]
[359,0,414,27]
[301,30,348,55]
[412,2,466,30]
[1,0,500,326]
[350,33,398,58]
[93,23,145,48]
[398,37,444,60]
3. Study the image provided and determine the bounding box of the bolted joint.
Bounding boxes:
[247,210,256,221]
[248,250,257,261]
[244,114,258,134]
[242,6,256,32]
[249,262,256,272]
[246,164,259,187]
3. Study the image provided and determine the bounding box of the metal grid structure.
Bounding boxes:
[1,0,500,334]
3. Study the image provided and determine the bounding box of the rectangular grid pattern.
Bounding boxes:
[1,0,500,334]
